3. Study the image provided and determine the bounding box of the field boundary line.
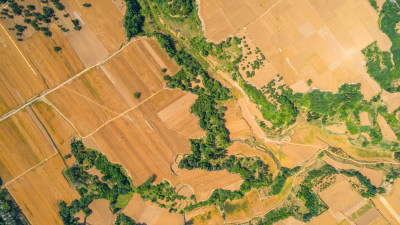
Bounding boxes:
[0,37,145,122]
[82,89,164,138]
[41,97,83,137]
[1,152,57,188]
[241,0,283,30]
[379,196,400,224]
[62,86,120,115]
[0,21,38,78]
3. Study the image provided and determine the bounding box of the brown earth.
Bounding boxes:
[86,199,116,225]
[306,211,338,225]
[360,112,371,126]
[381,179,400,222]
[199,0,278,42]
[83,101,191,186]
[354,208,382,225]
[280,143,320,168]
[224,100,252,140]
[0,109,55,183]
[156,91,205,139]
[67,0,126,53]
[47,38,178,137]
[6,156,79,225]
[31,101,78,166]
[246,0,391,100]
[377,114,398,141]
[173,169,244,202]
[319,176,363,213]
[381,90,400,113]
[0,21,46,114]
[17,23,84,88]
[123,194,183,225]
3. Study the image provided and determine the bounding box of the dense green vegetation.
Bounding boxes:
[363,0,400,92]
[123,0,145,39]
[150,0,194,17]
[0,182,30,225]
[270,167,300,195]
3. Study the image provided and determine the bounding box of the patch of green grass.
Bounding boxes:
[115,191,134,210]
[224,199,249,214]
[349,204,373,221]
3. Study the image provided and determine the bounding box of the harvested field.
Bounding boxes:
[123,194,183,225]
[189,206,224,225]
[224,101,252,140]
[65,25,109,68]
[0,109,55,183]
[280,143,320,167]
[324,124,348,134]
[156,91,205,139]
[382,91,400,113]
[86,199,116,225]
[199,0,278,42]
[6,156,79,225]
[276,216,303,225]
[360,112,371,126]
[319,176,363,213]
[372,196,400,225]
[84,102,191,186]
[224,177,293,223]
[322,155,383,186]
[47,37,178,136]
[246,0,391,100]
[173,169,243,202]
[307,211,338,225]
[0,21,46,114]
[31,101,78,165]
[17,23,84,87]
[227,142,278,176]
[377,114,398,141]
[237,98,266,139]
[67,0,126,53]
[354,208,382,225]
[380,179,400,223]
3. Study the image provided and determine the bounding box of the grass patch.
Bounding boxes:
[115,191,134,210]
[349,203,373,221]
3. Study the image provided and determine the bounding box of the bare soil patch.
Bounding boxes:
[307,211,338,225]
[360,112,371,126]
[354,208,382,225]
[86,199,116,225]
